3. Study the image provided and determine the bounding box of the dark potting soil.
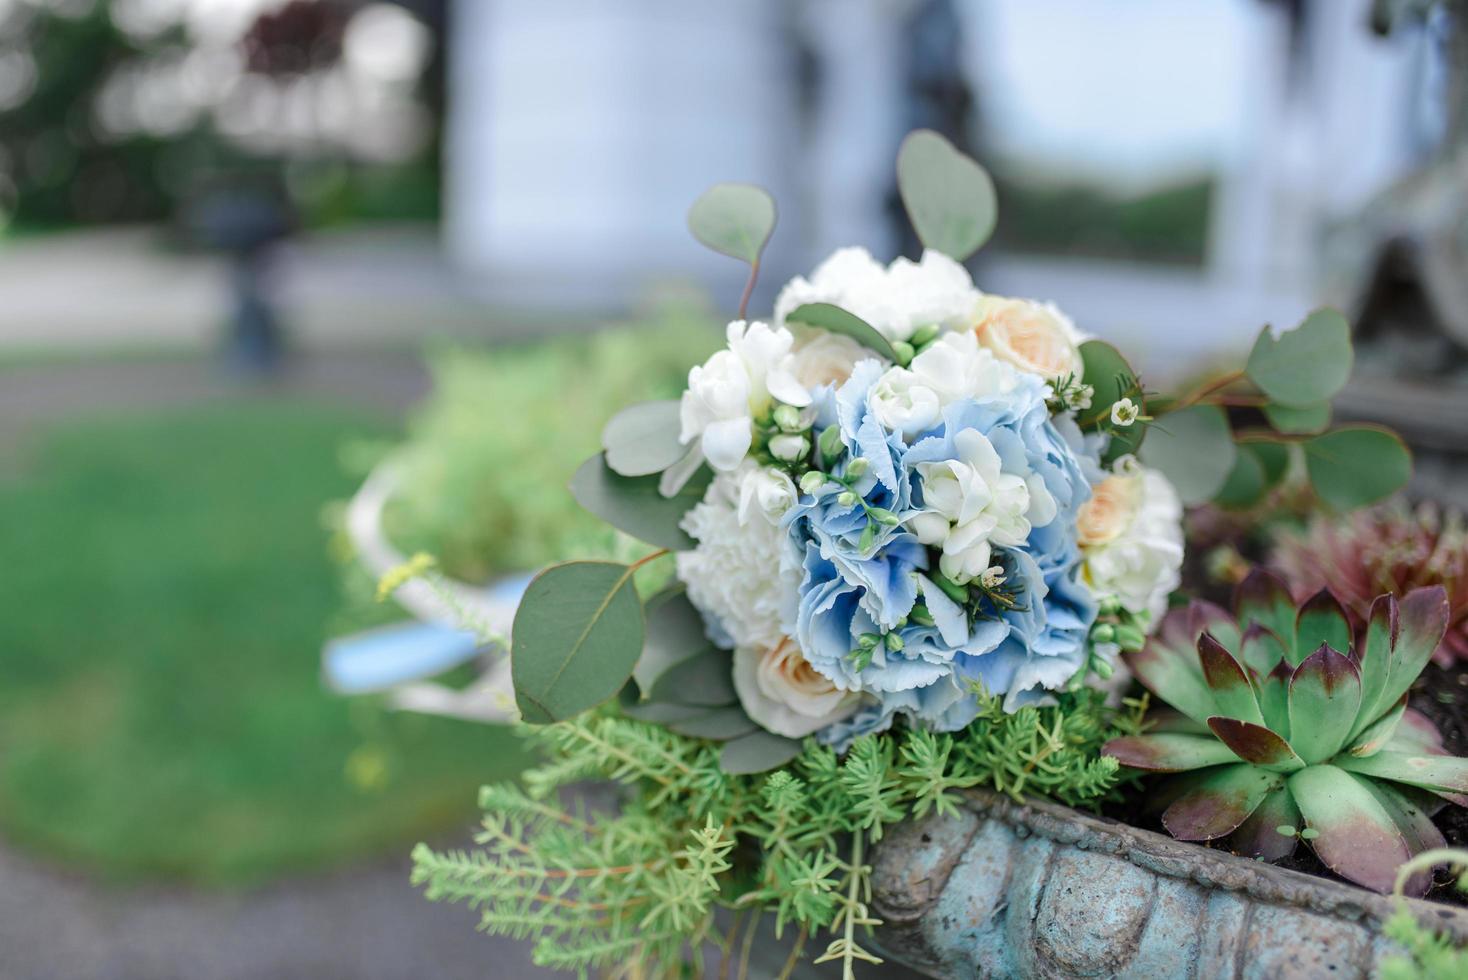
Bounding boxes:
[1100,657,1468,906]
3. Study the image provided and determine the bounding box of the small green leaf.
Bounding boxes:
[786,302,898,362]
[1103,733,1240,772]
[1288,646,1362,764]
[511,561,645,724]
[719,730,803,775]
[1246,309,1353,407]
[1213,448,1266,509]
[1079,340,1145,461]
[569,453,710,551]
[602,400,686,477]
[1263,401,1331,435]
[1303,426,1412,510]
[896,129,997,261]
[687,183,776,265]
[1139,404,1236,505]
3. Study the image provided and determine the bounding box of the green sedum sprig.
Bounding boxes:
[412,689,1144,978]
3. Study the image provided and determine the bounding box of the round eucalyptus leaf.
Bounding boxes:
[786,302,898,362]
[719,729,803,775]
[648,646,737,707]
[667,706,759,741]
[633,590,710,695]
[1304,426,1412,510]
[1214,447,1266,509]
[570,453,710,551]
[1079,340,1144,461]
[687,183,776,265]
[1246,441,1292,490]
[896,129,997,261]
[1263,401,1331,435]
[602,400,686,477]
[512,561,645,724]
[1139,404,1236,505]
[1246,309,1353,408]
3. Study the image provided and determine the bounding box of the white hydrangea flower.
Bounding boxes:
[732,637,863,738]
[679,320,809,472]
[774,246,980,343]
[1078,468,1184,622]
[677,463,800,650]
[910,428,1058,584]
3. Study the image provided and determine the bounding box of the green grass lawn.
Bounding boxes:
[0,398,528,884]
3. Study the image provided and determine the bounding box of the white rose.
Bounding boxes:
[775,247,980,343]
[1080,469,1184,622]
[678,465,800,649]
[908,330,1022,405]
[912,428,1058,584]
[679,320,810,472]
[733,636,862,738]
[869,367,942,439]
[786,330,868,390]
[971,296,1084,381]
[737,466,796,526]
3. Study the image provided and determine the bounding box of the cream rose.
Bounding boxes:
[1079,469,1185,622]
[786,331,868,390]
[972,296,1084,381]
[733,637,862,738]
[1076,475,1144,548]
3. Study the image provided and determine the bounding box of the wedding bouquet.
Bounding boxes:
[408,131,1410,977]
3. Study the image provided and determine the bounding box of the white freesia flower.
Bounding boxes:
[869,368,942,439]
[733,636,862,738]
[908,330,1022,405]
[971,295,1085,381]
[911,428,1058,583]
[678,464,800,650]
[786,330,868,391]
[774,246,980,343]
[1078,468,1184,621]
[680,320,809,472]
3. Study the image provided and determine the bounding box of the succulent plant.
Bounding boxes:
[1271,501,1468,664]
[1103,569,1462,895]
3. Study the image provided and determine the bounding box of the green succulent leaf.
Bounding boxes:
[511,561,645,724]
[1294,590,1352,667]
[1373,586,1452,725]
[1161,762,1283,841]
[1234,569,1298,650]
[1128,636,1216,728]
[1356,778,1442,897]
[786,302,899,362]
[666,706,759,741]
[1288,646,1362,764]
[719,730,802,775]
[1103,733,1240,773]
[569,453,710,552]
[1238,623,1289,679]
[687,182,776,265]
[1386,708,1446,754]
[1230,785,1301,861]
[1334,751,1468,797]
[1351,594,1399,737]
[602,400,686,477]
[1346,695,1407,758]
[896,128,997,261]
[1287,764,1413,894]
[1144,708,1212,736]
[1303,426,1412,510]
[1256,660,1294,741]
[1245,309,1353,408]
[1207,717,1304,772]
[1198,633,1263,725]
[1139,404,1236,505]
[1263,401,1332,435]
[1190,600,1243,653]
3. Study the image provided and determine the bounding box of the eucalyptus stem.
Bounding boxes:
[1172,369,1246,410]
[738,260,760,321]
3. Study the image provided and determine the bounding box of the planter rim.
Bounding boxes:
[874,787,1468,944]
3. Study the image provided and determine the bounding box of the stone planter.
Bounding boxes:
[869,789,1468,979]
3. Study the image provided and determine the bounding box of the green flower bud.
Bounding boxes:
[1091,656,1115,680]
[769,433,809,462]
[845,457,870,479]
[1115,625,1146,651]
[838,490,859,508]
[884,631,904,652]
[818,425,844,467]
[908,604,935,627]
[773,403,803,432]
[935,574,970,605]
[1092,623,1116,644]
[799,471,827,494]
[858,632,880,650]
[892,340,915,365]
[909,323,941,348]
[868,507,900,526]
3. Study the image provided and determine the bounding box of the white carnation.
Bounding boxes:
[677,464,800,650]
[774,246,980,343]
[679,320,808,472]
[869,367,942,439]
[1079,469,1184,622]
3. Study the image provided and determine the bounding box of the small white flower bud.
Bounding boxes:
[772,404,803,432]
[769,433,809,462]
[799,470,827,494]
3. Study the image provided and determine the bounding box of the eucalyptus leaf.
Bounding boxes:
[667,706,760,741]
[687,183,776,265]
[1246,309,1353,408]
[720,729,803,775]
[512,561,645,724]
[896,129,997,261]
[786,302,898,362]
[570,453,710,551]
[602,400,686,477]
[1263,401,1331,435]
[1139,404,1236,505]
[622,700,709,724]
[1247,441,1292,489]
[1214,448,1266,509]
[1303,426,1412,510]
[634,591,715,696]
[1079,340,1143,461]
[648,646,738,707]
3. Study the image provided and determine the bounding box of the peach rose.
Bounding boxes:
[732,637,861,738]
[972,296,1083,381]
[1076,475,1142,548]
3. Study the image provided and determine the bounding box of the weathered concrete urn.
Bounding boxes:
[869,789,1468,978]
